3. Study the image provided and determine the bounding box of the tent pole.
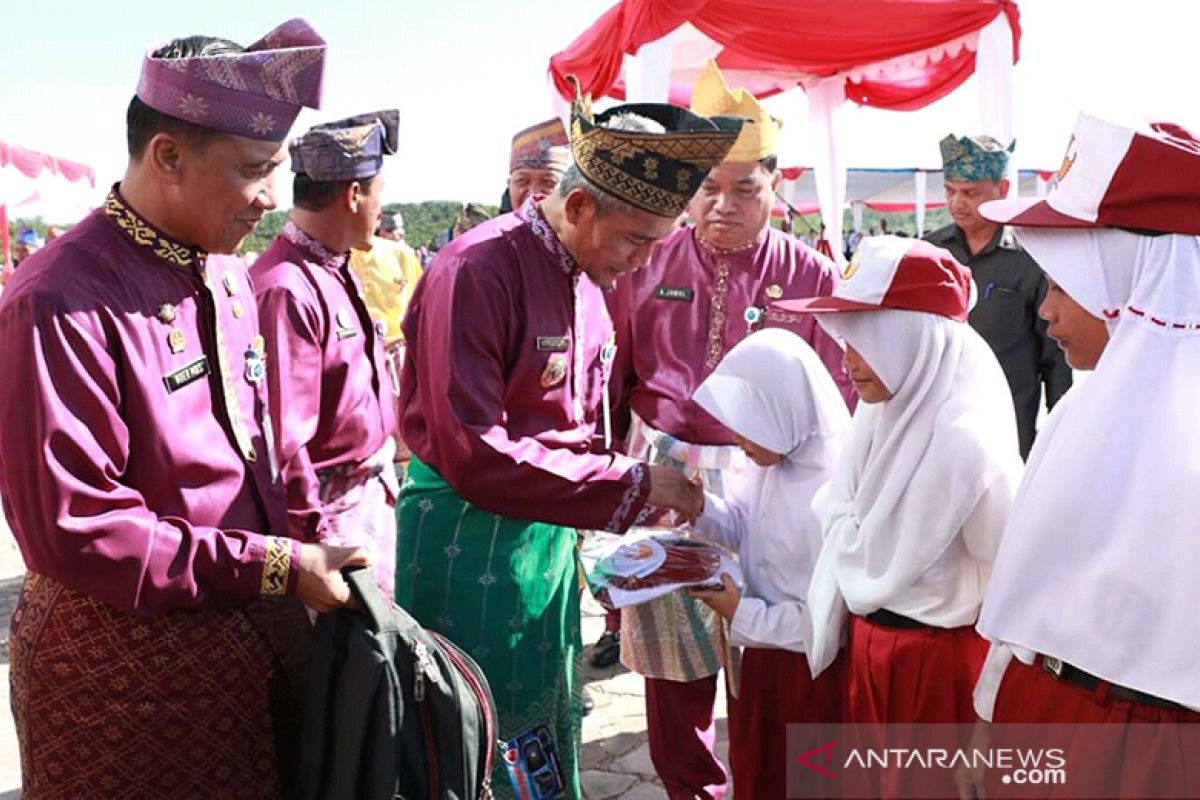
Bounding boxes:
[914,170,928,238]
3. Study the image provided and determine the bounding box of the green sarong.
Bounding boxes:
[395,456,582,799]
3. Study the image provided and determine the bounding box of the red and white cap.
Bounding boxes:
[980,113,1200,235]
[775,236,973,322]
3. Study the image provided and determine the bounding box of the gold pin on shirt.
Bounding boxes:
[765,284,783,300]
[232,300,245,319]
[168,328,186,354]
[540,354,568,389]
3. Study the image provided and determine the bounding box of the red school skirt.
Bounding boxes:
[727,646,846,799]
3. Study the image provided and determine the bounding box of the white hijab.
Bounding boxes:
[978,229,1200,707]
[692,329,849,601]
[806,308,1023,675]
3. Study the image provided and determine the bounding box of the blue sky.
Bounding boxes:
[2,0,1196,221]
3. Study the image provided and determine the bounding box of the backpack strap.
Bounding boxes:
[342,566,399,634]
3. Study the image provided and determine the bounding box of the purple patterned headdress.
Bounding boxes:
[136,18,326,142]
[290,109,400,181]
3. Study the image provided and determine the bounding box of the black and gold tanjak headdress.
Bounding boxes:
[567,76,744,217]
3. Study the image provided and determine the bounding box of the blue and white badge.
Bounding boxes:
[245,335,266,384]
[600,341,617,364]
[744,305,764,329]
[245,353,266,384]
[375,319,388,337]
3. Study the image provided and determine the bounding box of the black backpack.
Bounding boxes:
[298,566,499,800]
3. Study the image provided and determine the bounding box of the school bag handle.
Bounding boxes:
[341,565,400,635]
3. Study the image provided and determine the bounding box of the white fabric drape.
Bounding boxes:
[807,78,848,264]
[976,11,1015,196]
[624,28,678,103]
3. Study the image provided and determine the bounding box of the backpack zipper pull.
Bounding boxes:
[414,642,427,702]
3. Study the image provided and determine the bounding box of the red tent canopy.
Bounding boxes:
[0,139,95,186]
[550,0,1019,110]
[1,139,96,275]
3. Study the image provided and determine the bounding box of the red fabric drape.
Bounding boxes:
[0,140,95,186]
[550,0,1020,111]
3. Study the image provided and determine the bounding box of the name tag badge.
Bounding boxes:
[655,285,695,303]
[536,336,570,352]
[163,356,210,393]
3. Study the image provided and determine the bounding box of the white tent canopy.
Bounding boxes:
[779,168,1051,237]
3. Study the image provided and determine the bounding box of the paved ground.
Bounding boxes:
[0,507,727,798]
[578,592,730,799]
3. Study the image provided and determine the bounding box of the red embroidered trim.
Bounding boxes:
[1123,304,1200,331]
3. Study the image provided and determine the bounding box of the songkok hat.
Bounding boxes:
[689,60,781,163]
[980,113,1200,236]
[940,134,1014,182]
[567,76,743,218]
[775,236,974,323]
[290,109,399,181]
[510,118,571,174]
[136,18,326,142]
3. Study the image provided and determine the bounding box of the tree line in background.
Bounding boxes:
[8,203,951,257]
[220,201,502,255]
[784,206,953,238]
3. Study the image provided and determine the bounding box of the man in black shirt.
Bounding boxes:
[926,134,1072,458]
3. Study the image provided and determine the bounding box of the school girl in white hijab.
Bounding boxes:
[686,327,849,800]
[778,235,1023,727]
[963,113,1200,798]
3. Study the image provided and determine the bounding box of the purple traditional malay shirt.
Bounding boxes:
[609,225,856,447]
[0,188,300,615]
[251,221,396,530]
[399,196,650,532]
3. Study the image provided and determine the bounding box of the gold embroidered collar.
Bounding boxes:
[103,186,203,269]
[696,228,765,256]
